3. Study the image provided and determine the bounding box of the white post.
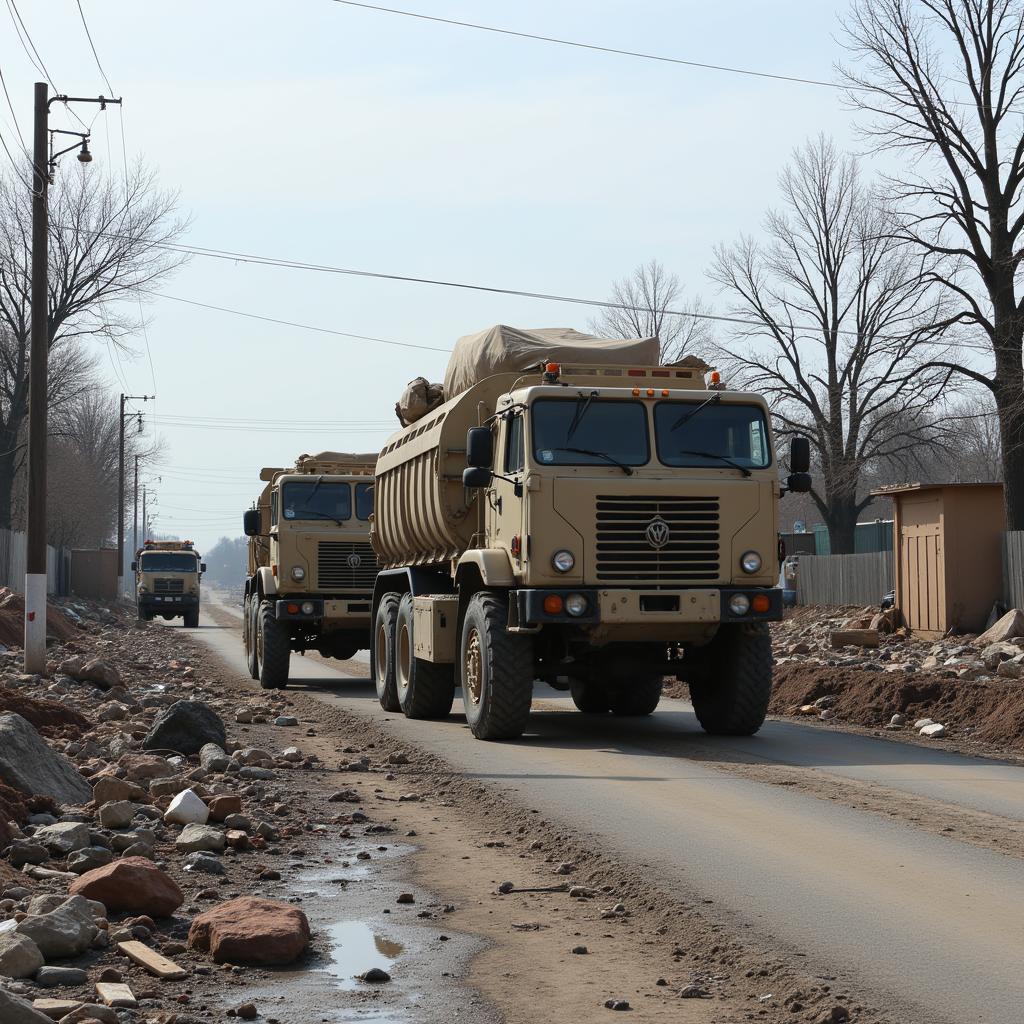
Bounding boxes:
[24,572,47,673]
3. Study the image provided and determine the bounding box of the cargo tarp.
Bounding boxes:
[396,376,445,426]
[294,452,377,471]
[443,325,661,398]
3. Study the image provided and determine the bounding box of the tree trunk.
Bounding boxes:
[826,498,859,555]
[994,376,1024,531]
[0,421,22,530]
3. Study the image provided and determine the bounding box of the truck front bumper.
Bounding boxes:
[514,587,783,628]
[139,594,198,612]
[275,597,372,622]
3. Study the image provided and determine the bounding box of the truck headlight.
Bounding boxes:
[301,601,314,615]
[729,594,751,616]
[291,566,305,581]
[740,551,762,574]
[551,550,575,573]
[565,593,588,617]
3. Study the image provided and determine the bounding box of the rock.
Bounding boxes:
[35,966,88,987]
[78,659,121,690]
[829,629,879,649]
[0,931,45,978]
[120,754,175,782]
[889,714,906,727]
[207,795,242,822]
[813,1007,850,1024]
[396,893,415,904]
[68,857,184,918]
[920,722,947,738]
[997,660,1024,679]
[976,609,1024,646]
[16,901,97,958]
[56,1004,119,1024]
[238,767,274,780]
[96,702,128,722]
[0,714,93,806]
[164,789,209,826]
[32,822,91,855]
[183,852,224,874]
[981,641,1023,670]
[236,1004,258,1020]
[571,945,588,954]
[603,999,630,1010]
[328,789,360,803]
[199,744,229,773]
[175,824,225,853]
[360,967,391,983]
[225,829,250,850]
[914,718,935,729]
[67,847,114,874]
[142,701,226,756]
[188,896,310,965]
[281,747,302,763]
[98,801,137,830]
[679,984,707,998]
[387,751,410,765]
[91,777,144,805]
[8,842,49,868]
[0,988,54,1024]
[274,716,298,727]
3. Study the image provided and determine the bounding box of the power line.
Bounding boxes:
[74,0,115,94]
[0,62,25,152]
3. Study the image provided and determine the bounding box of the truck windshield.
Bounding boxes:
[140,553,197,572]
[282,481,351,522]
[653,401,771,469]
[531,398,649,467]
[355,482,373,520]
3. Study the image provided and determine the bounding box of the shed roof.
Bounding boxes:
[870,481,1004,498]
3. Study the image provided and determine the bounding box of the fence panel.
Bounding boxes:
[796,551,893,607]
[1004,531,1024,610]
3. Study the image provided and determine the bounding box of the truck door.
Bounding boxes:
[487,412,527,573]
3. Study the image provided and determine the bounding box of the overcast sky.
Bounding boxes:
[2,0,868,551]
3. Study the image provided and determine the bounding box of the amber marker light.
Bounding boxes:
[632,388,640,396]
[646,388,655,397]
[543,595,564,614]
[752,594,771,613]
[710,371,721,384]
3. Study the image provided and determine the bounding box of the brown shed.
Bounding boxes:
[871,483,1005,638]
[71,548,118,600]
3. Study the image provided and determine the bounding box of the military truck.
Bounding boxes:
[242,452,379,689]
[132,540,205,627]
[370,325,811,740]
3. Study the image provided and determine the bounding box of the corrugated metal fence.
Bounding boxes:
[1004,531,1024,610]
[0,528,70,596]
[796,551,893,607]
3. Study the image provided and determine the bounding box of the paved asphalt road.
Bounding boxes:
[190,598,1024,1024]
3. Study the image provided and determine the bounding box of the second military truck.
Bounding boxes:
[370,325,811,741]
[242,452,380,688]
[132,540,205,627]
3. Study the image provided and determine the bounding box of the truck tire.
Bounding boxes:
[258,600,291,690]
[373,593,402,712]
[608,674,662,716]
[245,597,259,679]
[460,591,533,740]
[395,593,455,719]
[183,609,199,629]
[570,681,610,714]
[688,622,772,735]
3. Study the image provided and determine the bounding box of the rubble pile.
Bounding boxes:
[768,605,1024,748]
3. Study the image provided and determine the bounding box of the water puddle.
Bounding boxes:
[323,920,404,990]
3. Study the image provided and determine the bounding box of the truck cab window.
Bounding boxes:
[355,482,374,520]
[505,414,524,474]
[271,492,278,526]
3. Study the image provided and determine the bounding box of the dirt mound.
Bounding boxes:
[0,779,55,827]
[770,662,1024,750]
[0,690,90,738]
[0,587,80,649]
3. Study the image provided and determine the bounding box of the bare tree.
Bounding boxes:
[0,160,186,528]
[841,0,1024,529]
[589,259,714,363]
[710,136,953,553]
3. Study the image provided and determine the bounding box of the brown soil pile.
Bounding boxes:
[0,690,90,738]
[0,587,79,649]
[0,780,56,851]
[770,662,1024,750]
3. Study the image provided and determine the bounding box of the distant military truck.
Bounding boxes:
[370,325,811,741]
[242,452,380,689]
[132,540,205,627]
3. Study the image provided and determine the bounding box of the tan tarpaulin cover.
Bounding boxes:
[443,325,661,398]
[396,377,445,426]
[294,451,377,471]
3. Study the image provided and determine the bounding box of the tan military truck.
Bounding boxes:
[242,452,380,689]
[131,540,205,627]
[370,325,811,740]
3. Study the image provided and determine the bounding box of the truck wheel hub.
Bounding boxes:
[465,628,482,706]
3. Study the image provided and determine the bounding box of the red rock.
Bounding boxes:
[207,795,242,822]
[68,857,184,917]
[188,897,310,965]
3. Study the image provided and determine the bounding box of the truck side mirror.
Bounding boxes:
[200,563,207,573]
[243,509,261,537]
[466,427,493,468]
[463,466,493,489]
[790,436,810,474]
[786,472,812,493]
[130,561,137,572]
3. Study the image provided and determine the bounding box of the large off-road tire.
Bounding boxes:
[395,593,455,719]
[373,593,402,712]
[245,597,259,679]
[608,674,663,716]
[257,600,291,690]
[138,608,153,622]
[460,591,533,740]
[183,609,199,629]
[688,622,772,735]
[570,680,610,714]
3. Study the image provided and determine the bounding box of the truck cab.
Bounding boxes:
[132,540,205,628]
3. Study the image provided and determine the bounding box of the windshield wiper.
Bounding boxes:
[673,449,752,477]
[549,447,634,475]
[671,392,721,431]
[566,390,598,442]
[291,510,347,526]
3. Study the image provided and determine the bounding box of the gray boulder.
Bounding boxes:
[0,931,44,978]
[0,714,92,806]
[31,822,90,855]
[67,846,115,873]
[0,988,54,1024]
[16,896,98,958]
[142,701,225,755]
[175,823,225,853]
[199,743,229,772]
[35,965,89,987]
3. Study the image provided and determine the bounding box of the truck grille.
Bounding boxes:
[595,495,720,584]
[317,541,379,592]
[154,578,184,594]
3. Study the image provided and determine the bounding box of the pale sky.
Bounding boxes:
[2,0,873,551]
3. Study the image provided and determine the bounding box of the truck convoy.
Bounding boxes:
[132,540,206,627]
[242,452,380,689]
[370,325,811,741]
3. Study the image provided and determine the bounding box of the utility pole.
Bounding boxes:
[23,83,121,672]
[142,485,147,545]
[117,394,152,600]
[133,454,140,560]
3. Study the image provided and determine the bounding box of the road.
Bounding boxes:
[192,595,1024,1024]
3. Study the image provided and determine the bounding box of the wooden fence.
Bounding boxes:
[1005,531,1024,610]
[796,551,893,607]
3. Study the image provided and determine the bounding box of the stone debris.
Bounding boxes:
[187,896,310,965]
[68,857,183,917]
[163,788,209,825]
[142,699,226,754]
[0,715,93,806]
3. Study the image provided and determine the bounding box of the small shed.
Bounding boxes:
[871,483,1005,638]
[71,548,118,600]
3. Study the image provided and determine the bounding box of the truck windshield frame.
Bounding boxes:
[282,481,352,522]
[653,400,772,470]
[139,553,198,573]
[531,398,650,467]
[355,482,374,521]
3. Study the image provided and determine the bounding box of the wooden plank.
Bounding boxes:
[829,629,880,649]
[32,999,83,1020]
[117,939,188,979]
[95,982,137,1008]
